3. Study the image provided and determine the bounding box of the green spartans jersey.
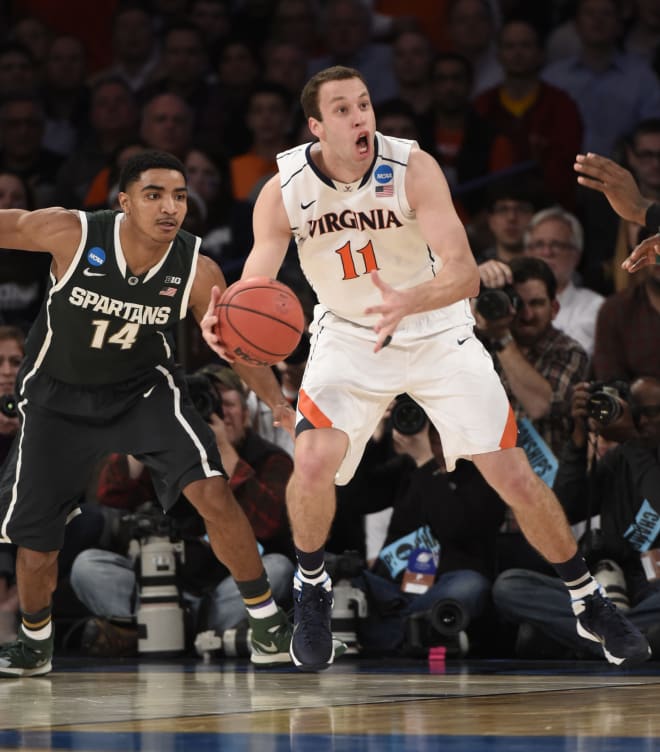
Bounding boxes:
[23,210,201,386]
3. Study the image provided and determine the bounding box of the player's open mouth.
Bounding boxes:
[158,220,177,229]
[356,133,369,155]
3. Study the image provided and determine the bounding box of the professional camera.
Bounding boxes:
[0,394,17,418]
[404,598,470,657]
[331,579,369,655]
[390,394,427,436]
[185,373,223,422]
[123,504,186,655]
[475,284,522,321]
[585,380,629,426]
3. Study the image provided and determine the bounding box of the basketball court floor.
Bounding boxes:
[2,655,660,751]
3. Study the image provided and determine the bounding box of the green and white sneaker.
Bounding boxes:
[0,628,53,678]
[249,608,293,666]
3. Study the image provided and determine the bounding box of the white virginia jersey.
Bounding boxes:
[277,132,472,329]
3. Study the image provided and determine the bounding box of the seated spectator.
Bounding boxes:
[592,261,660,382]
[475,177,542,265]
[524,206,604,357]
[0,172,50,330]
[375,99,421,142]
[92,4,161,93]
[54,76,139,209]
[215,38,262,157]
[139,92,195,159]
[139,22,225,148]
[421,52,514,221]
[0,94,64,207]
[391,29,434,130]
[444,0,503,98]
[493,375,660,659]
[474,18,583,209]
[349,413,505,657]
[230,83,294,202]
[307,0,398,106]
[181,146,252,286]
[0,42,39,99]
[40,34,90,156]
[189,0,233,64]
[542,0,660,158]
[70,367,295,655]
[81,140,148,211]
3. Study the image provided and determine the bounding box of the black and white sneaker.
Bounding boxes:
[290,574,334,671]
[574,590,651,667]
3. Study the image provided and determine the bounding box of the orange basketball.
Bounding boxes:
[215,277,305,367]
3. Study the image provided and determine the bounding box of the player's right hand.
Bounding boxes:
[200,285,235,362]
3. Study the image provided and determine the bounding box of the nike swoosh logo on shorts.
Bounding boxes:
[300,200,316,209]
[83,268,106,277]
[457,337,470,345]
[143,386,156,398]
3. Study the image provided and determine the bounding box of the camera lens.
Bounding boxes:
[0,394,17,419]
[586,388,624,425]
[390,396,427,435]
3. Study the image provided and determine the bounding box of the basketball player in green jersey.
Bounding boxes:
[0,150,295,677]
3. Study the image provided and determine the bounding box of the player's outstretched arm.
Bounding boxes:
[241,175,292,281]
[0,207,81,274]
[574,152,652,225]
[621,233,660,273]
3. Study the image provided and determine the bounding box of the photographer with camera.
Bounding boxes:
[494,375,660,659]
[475,256,589,459]
[347,398,506,657]
[70,366,296,658]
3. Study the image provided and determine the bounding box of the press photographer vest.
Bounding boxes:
[23,210,200,386]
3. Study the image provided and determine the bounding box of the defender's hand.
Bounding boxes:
[200,285,235,361]
[622,233,660,273]
[574,153,650,224]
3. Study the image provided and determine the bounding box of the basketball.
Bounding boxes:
[215,277,305,367]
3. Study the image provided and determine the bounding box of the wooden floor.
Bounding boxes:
[2,655,660,751]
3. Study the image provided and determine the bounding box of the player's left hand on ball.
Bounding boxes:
[364,270,407,353]
[201,285,235,361]
[272,401,296,437]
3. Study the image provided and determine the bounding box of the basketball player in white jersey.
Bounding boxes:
[202,66,650,671]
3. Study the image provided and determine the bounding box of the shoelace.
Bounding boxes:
[585,594,639,640]
[296,584,332,646]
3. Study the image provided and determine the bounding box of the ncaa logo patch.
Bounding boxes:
[87,247,106,267]
[374,164,393,184]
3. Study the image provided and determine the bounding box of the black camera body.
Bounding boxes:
[0,394,17,419]
[585,380,629,426]
[185,374,223,422]
[390,394,427,436]
[475,285,522,321]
